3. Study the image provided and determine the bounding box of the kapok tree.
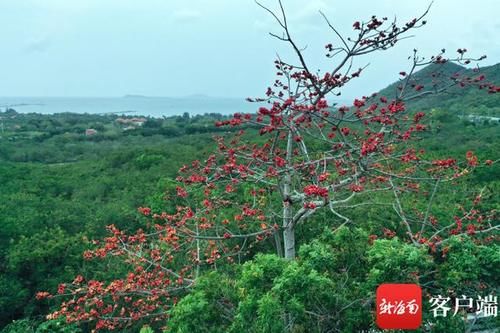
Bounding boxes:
[38,1,499,330]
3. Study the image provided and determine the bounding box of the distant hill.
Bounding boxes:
[123,94,235,100]
[123,94,149,98]
[377,62,500,115]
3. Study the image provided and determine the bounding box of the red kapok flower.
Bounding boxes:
[36,291,50,300]
[176,186,188,198]
[138,207,151,216]
[340,127,350,136]
[303,185,329,197]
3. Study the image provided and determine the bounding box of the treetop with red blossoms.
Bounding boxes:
[39,1,498,330]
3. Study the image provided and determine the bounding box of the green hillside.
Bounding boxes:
[377,62,500,116]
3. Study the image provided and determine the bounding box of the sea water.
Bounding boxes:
[0,96,260,118]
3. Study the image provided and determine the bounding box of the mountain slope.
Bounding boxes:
[377,62,500,115]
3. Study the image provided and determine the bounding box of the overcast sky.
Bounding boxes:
[0,0,498,99]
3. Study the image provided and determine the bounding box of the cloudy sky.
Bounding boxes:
[0,0,498,99]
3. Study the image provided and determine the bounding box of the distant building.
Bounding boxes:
[85,128,98,136]
[459,115,500,124]
[116,117,147,127]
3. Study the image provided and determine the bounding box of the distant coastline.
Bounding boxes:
[122,94,238,100]
[0,96,262,118]
[0,95,354,118]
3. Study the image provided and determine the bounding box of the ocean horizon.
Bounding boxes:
[0,96,261,118]
[0,96,353,118]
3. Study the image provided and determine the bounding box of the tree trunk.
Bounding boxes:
[282,131,295,259]
[283,221,295,259]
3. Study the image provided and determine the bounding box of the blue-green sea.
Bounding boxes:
[0,96,260,118]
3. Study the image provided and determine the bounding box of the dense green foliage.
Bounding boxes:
[0,70,498,333]
[164,227,499,333]
[0,111,224,329]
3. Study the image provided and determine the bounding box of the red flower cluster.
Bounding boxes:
[361,133,384,156]
[431,158,456,168]
[225,184,234,193]
[176,186,188,198]
[303,202,317,209]
[466,224,476,235]
[466,151,478,166]
[349,184,363,192]
[353,98,365,108]
[57,284,66,295]
[36,291,50,300]
[318,172,330,182]
[413,112,425,123]
[388,101,405,114]
[137,207,151,216]
[401,149,419,163]
[340,127,350,136]
[383,228,396,238]
[303,185,329,197]
[274,156,286,167]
